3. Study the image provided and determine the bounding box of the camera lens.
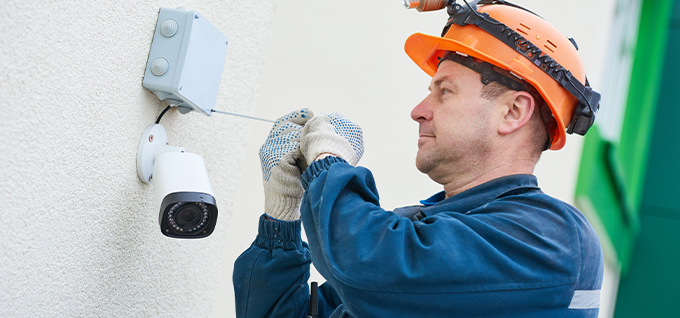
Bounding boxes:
[167,202,209,233]
[176,205,202,227]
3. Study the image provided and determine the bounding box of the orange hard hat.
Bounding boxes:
[404,1,600,150]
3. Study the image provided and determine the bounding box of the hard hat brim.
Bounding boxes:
[404,32,568,150]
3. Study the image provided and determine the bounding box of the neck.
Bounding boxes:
[441,161,535,198]
[439,142,538,198]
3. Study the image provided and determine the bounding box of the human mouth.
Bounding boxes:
[417,133,434,147]
[418,131,435,139]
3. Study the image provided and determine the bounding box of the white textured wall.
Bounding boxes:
[0,0,273,317]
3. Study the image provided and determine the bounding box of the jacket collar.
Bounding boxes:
[419,174,541,216]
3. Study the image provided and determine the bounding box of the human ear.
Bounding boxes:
[497,91,535,135]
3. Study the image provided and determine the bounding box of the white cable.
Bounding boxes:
[211,109,275,123]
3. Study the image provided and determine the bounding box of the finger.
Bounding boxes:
[260,130,302,165]
[285,108,314,126]
[259,136,301,181]
[268,121,304,139]
[324,112,363,160]
[269,108,314,135]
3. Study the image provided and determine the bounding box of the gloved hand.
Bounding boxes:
[260,108,314,221]
[300,112,364,166]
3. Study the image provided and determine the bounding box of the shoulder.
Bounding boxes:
[482,190,604,289]
[480,190,596,246]
[485,188,585,225]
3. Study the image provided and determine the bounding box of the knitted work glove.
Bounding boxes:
[300,112,364,166]
[259,108,314,221]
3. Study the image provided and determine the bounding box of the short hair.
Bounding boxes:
[480,81,550,154]
[438,52,554,152]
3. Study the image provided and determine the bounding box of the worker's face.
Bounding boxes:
[410,60,499,182]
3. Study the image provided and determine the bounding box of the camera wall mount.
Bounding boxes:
[136,124,185,184]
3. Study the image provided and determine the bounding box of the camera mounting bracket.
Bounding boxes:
[137,123,185,184]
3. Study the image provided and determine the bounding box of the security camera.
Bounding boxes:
[137,124,218,238]
[154,151,218,238]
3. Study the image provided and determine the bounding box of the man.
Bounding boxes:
[234,2,603,317]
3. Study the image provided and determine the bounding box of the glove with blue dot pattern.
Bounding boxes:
[300,112,364,166]
[259,108,314,221]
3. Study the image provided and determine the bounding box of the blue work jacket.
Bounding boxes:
[234,156,604,318]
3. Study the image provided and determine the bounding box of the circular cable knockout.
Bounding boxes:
[151,57,169,76]
[160,19,179,37]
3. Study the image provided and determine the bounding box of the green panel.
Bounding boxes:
[575,127,637,267]
[616,0,675,214]
[614,15,680,317]
[639,28,680,216]
[614,215,680,317]
[575,0,674,272]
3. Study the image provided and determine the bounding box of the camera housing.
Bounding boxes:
[154,152,218,238]
[137,123,218,238]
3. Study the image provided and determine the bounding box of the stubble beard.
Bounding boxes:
[415,146,446,182]
[415,140,467,186]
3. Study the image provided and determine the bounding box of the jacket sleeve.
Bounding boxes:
[233,215,343,318]
[299,157,586,316]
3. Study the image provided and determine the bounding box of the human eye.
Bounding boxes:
[438,86,455,100]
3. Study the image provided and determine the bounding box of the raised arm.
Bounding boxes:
[233,109,342,318]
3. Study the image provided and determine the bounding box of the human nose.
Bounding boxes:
[411,95,433,123]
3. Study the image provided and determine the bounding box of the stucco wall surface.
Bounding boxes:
[0,0,273,317]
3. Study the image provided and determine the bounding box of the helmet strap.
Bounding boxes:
[440,51,530,93]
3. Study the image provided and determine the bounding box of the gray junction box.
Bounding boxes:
[143,7,229,116]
